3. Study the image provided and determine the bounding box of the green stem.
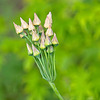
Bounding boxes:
[49,82,64,100]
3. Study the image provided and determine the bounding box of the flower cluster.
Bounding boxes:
[13,12,59,82]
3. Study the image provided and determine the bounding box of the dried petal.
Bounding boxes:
[13,22,23,34]
[33,13,41,25]
[20,17,28,29]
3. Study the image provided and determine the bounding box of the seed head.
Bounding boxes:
[32,44,40,56]
[20,17,28,29]
[13,22,23,34]
[52,33,59,45]
[28,18,35,31]
[32,30,39,41]
[46,26,53,36]
[26,43,33,56]
[33,13,41,25]
[45,35,52,46]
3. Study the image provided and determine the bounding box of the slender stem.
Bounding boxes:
[38,57,50,80]
[49,82,64,100]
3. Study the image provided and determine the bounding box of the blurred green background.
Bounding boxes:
[0,0,100,100]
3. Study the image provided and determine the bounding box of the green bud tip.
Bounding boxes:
[52,33,59,45]
[33,13,41,25]
[20,17,28,29]
[13,22,23,34]
[46,26,53,36]
[20,32,27,38]
[32,30,39,41]
[47,46,53,53]
[32,44,40,56]
[45,35,52,46]
[26,43,33,56]
[28,18,35,31]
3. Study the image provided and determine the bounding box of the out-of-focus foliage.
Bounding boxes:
[0,0,100,100]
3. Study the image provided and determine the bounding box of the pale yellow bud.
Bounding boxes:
[28,18,35,31]
[32,30,39,41]
[40,39,45,49]
[44,12,52,28]
[45,35,52,46]
[26,43,33,56]
[32,44,40,56]
[47,12,52,24]
[13,22,23,34]
[44,16,50,28]
[46,26,53,36]
[52,33,59,45]
[20,17,28,29]
[33,13,41,25]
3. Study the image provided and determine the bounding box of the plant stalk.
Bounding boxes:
[49,82,64,100]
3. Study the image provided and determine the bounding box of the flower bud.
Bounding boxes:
[32,30,39,41]
[33,13,41,25]
[47,46,53,53]
[26,43,33,56]
[47,12,52,24]
[46,26,53,36]
[13,22,23,34]
[44,16,50,28]
[19,32,27,38]
[28,18,35,31]
[44,12,52,28]
[40,32,45,49]
[39,25,43,33]
[45,35,52,46]
[20,17,28,29]
[52,33,59,45]
[32,44,40,56]
[41,31,45,40]
[40,39,45,49]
